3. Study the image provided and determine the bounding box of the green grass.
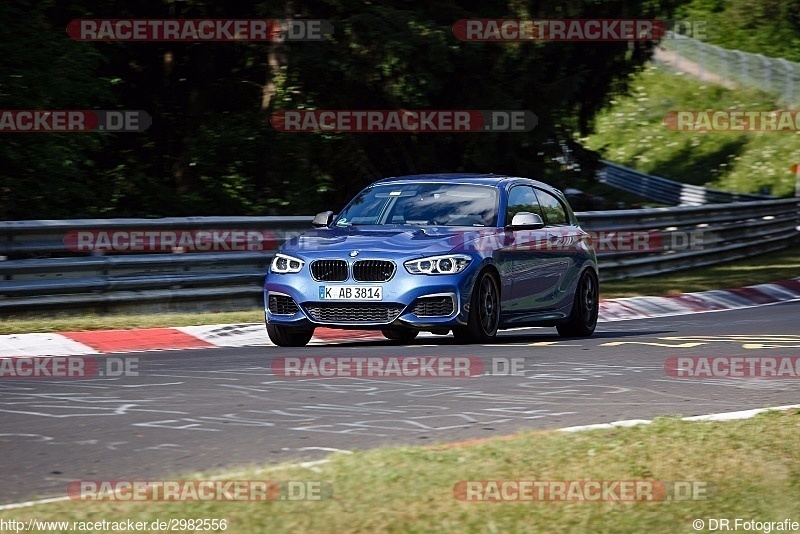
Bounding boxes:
[600,245,800,298]
[0,311,264,335]
[0,246,797,334]
[582,65,800,196]
[4,410,799,533]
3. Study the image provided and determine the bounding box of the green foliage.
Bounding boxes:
[582,66,800,197]
[676,0,800,61]
[1,0,686,218]
[0,0,118,218]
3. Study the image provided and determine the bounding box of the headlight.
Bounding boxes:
[404,254,472,275]
[270,253,304,274]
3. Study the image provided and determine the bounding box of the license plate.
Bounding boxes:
[319,285,383,301]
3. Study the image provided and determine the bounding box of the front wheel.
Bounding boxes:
[557,269,599,338]
[266,324,315,347]
[453,270,500,344]
[381,328,419,343]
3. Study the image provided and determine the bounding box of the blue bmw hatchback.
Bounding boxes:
[264,174,598,346]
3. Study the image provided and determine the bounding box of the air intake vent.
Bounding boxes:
[305,303,403,324]
[412,296,455,317]
[268,294,300,315]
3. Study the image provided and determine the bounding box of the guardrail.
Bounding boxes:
[579,198,798,279]
[598,161,773,205]
[1,199,797,314]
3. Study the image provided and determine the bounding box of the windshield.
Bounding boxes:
[334,183,499,227]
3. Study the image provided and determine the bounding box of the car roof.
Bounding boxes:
[372,173,559,193]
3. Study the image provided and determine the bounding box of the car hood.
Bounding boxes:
[280,225,501,257]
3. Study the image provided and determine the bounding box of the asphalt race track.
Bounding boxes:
[1,301,799,504]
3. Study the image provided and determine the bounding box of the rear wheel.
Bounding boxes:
[266,324,315,347]
[557,269,599,338]
[381,328,419,343]
[453,270,500,344]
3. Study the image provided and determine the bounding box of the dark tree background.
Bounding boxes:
[0,0,684,219]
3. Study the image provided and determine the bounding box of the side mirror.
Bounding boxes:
[508,212,544,230]
[312,211,334,227]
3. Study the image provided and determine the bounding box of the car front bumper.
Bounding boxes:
[264,263,481,330]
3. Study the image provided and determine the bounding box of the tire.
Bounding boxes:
[453,270,500,344]
[557,269,599,338]
[266,324,315,347]
[381,328,419,343]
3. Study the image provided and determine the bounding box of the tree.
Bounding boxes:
[0,0,686,218]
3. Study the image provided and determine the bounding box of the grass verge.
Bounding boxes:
[3,410,799,533]
[0,247,797,334]
[599,245,800,299]
[0,311,264,336]
[582,65,800,197]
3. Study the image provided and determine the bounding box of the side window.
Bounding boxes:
[506,185,542,225]
[534,189,569,226]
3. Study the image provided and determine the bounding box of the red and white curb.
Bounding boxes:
[1,278,798,357]
[597,278,800,321]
